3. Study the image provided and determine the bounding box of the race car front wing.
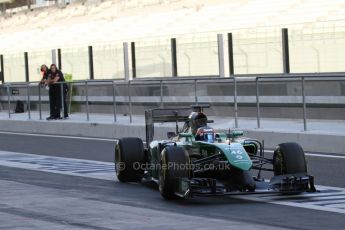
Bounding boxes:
[174,173,317,198]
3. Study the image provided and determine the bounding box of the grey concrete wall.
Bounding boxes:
[0,119,344,154]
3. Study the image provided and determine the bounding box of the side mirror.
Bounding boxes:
[167,132,176,139]
[226,130,244,138]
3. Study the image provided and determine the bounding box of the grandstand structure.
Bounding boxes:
[1,0,345,81]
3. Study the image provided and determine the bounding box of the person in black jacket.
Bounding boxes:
[39,64,50,82]
[46,64,69,120]
[39,64,54,120]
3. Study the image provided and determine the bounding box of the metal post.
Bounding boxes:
[1,3,5,14]
[160,80,163,108]
[88,46,94,80]
[234,76,238,128]
[112,81,117,122]
[282,28,290,74]
[27,0,31,10]
[27,84,31,120]
[7,85,10,118]
[194,79,198,104]
[131,42,136,78]
[85,81,89,121]
[24,52,29,82]
[123,42,130,81]
[227,33,234,76]
[302,77,307,131]
[60,83,64,119]
[217,34,225,77]
[256,77,261,128]
[57,48,62,70]
[38,84,42,120]
[171,38,178,77]
[0,54,4,83]
[128,81,132,123]
[52,49,57,65]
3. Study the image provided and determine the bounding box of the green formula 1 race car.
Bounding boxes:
[114,105,316,199]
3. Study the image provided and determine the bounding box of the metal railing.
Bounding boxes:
[1,73,345,131]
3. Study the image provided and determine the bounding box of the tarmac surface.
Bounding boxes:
[0,132,345,229]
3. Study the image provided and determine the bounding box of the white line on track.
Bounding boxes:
[299,200,345,206]
[305,153,345,159]
[0,131,117,142]
[264,149,345,159]
[260,192,345,199]
[326,203,345,209]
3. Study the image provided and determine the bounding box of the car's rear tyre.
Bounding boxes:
[159,146,189,200]
[273,142,307,175]
[115,137,145,182]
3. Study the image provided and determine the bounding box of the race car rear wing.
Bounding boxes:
[145,108,190,148]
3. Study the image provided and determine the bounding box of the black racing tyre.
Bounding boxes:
[273,142,307,176]
[159,146,189,200]
[115,137,145,182]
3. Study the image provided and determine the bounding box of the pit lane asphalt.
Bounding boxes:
[0,132,344,229]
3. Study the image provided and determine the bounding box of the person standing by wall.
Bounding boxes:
[39,64,55,120]
[46,64,69,120]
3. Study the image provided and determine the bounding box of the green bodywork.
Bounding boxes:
[216,143,252,171]
[149,131,254,179]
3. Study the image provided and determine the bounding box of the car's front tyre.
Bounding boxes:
[159,146,189,200]
[273,142,307,175]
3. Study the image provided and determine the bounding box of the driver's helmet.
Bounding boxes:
[195,126,215,143]
[189,112,208,134]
